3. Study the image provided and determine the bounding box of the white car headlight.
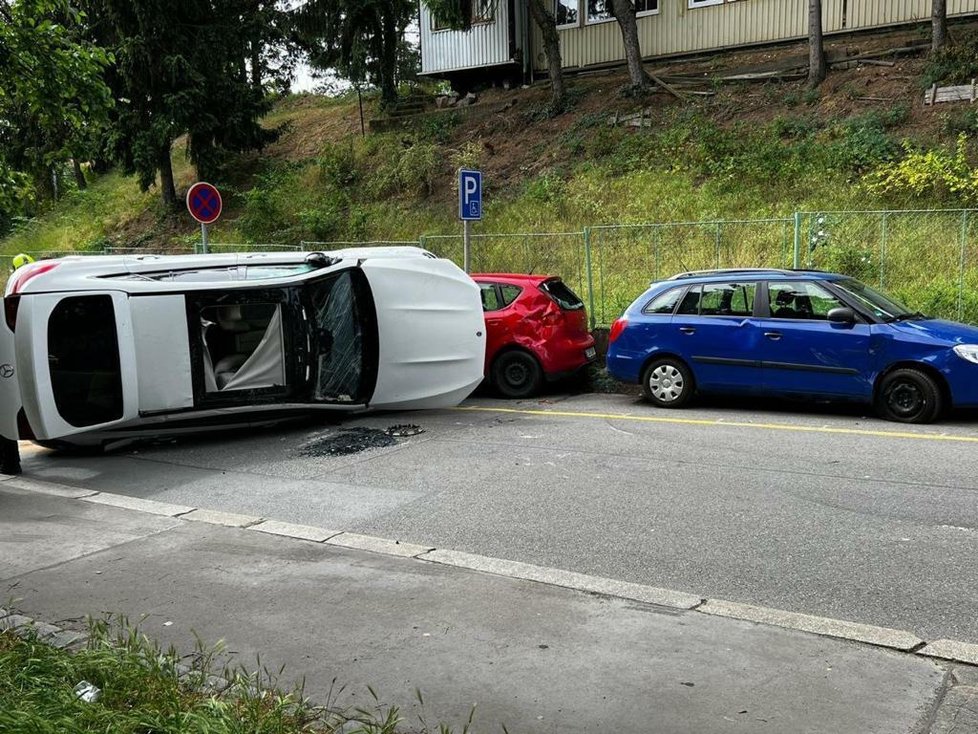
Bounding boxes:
[953,345,978,364]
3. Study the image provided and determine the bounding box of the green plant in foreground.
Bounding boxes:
[0,616,480,734]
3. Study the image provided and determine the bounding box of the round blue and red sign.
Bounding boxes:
[186,182,223,225]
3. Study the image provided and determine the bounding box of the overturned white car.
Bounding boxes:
[0,247,485,448]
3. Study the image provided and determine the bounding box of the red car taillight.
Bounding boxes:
[9,262,58,295]
[4,296,19,332]
[609,317,628,344]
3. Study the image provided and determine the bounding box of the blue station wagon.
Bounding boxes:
[606,269,978,424]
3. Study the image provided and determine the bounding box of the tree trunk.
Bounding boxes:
[158,147,177,210]
[250,38,263,89]
[933,0,948,52]
[609,0,649,88]
[527,0,565,111]
[808,0,826,88]
[72,159,87,190]
[379,7,399,109]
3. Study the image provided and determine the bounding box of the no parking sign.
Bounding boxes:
[186,182,222,254]
[186,182,223,225]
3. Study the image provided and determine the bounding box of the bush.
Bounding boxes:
[397,141,440,197]
[523,172,566,204]
[318,144,358,187]
[863,134,978,203]
[892,278,978,324]
[827,112,903,173]
[922,36,978,88]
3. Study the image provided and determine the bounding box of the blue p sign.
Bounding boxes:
[459,169,482,221]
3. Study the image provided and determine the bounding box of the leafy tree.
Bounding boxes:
[607,0,650,90]
[933,0,948,52]
[294,0,416,110]
[808,0,826,88]
[97,0,278,209]
[0,0,112,227]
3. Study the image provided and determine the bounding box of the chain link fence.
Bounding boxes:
[3,210,976,327]
[798,210,978,324]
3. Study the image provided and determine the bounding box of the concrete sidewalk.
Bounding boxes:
[1,481,975,733]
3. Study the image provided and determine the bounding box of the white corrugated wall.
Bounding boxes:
[848,0,978,29]
[528,0,978,73]
[420,2,514,75]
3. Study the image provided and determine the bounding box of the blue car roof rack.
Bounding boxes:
[667,268,829,281]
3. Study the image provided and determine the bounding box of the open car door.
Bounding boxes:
[16,291,139,440]
[302,268,377,408]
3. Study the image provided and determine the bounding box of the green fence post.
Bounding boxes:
[960,211,969,323]
[879,212,888,289]
[793,212,802,269]
[583,228,596,330]
[715,221,722,269]
[654,225,661,282]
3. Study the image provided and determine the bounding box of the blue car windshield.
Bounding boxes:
[833,278,916,321]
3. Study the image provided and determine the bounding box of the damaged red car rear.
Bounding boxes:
[472,274,597,398]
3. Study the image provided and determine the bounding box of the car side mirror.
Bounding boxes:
[827,307,857,324]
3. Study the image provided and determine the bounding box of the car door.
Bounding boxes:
[16,291,139,440]
[302,268,375,408]
[479,282,511,371]
[672,281,764,392]
[755,280,872,398]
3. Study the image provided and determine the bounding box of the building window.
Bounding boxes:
[586,0,613,24]
[688,0,724,7]
[635,0,659,15]
[432,1,494,31]
[473,0,494,22]
[556,0,579,27]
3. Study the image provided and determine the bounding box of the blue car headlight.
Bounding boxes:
[953,345,978,364]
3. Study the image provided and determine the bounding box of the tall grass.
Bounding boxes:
[0,616,478,734]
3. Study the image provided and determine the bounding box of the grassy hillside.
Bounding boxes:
[6,22,978,322]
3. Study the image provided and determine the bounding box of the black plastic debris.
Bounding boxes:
[386,424,425,437]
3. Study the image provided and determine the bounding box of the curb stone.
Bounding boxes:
[8,477,978,673]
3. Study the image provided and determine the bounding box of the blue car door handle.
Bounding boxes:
[764,331,783,341]
[680,327,696,334]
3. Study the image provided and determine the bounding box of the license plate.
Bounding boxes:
[585,347,597,360]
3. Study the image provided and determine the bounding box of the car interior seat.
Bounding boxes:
[795,294,815,319]
[773,290,798,319]
[200,303,278,391]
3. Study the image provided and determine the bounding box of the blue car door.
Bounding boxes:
[672,281,764,391]
[756,280,872,398]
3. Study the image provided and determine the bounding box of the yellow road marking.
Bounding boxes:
[455,406,978,444]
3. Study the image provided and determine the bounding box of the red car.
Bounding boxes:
[472,274,597,398]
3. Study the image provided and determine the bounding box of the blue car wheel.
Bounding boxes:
[642,357,695,409]
[875,368,943,424]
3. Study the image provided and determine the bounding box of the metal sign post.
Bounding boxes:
[458,169,483,273]
[186,182,223,254]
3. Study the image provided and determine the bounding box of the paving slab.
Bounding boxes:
[327,532,432,557]
[0,486,180,579]
[12,505,947,734]
[82,492,194,517]
[249,520,339,543]
[180,508,262,528]
[923,639,978,666]
[930,686,978,734]
[700,599,923,651]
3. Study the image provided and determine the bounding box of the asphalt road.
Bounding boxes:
[21,392,978,645]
